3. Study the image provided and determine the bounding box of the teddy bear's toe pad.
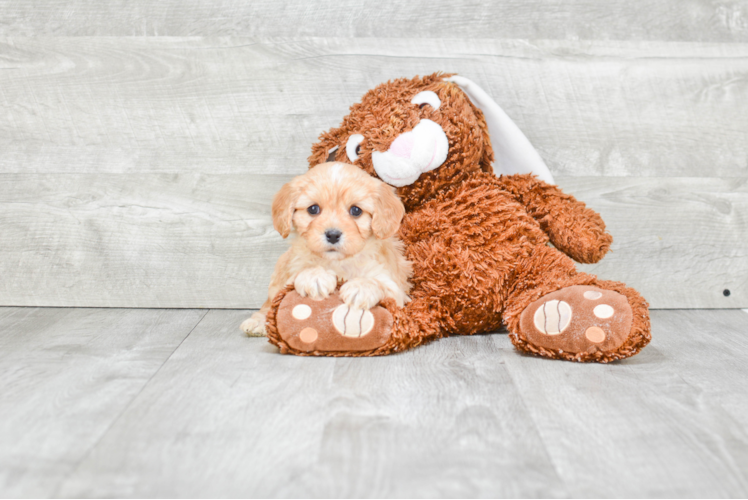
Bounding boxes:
[276,291,392,353]
[520,285,632,355]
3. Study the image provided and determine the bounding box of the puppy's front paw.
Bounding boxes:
[340,278,384,310]
[294,267,337,301]
[241,312,267,337]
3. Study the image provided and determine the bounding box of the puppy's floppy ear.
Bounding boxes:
[371,183,405,239]
[271,180,298,238]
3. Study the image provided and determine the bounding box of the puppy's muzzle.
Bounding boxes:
[325,229,342,244]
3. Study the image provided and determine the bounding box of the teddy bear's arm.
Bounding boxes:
[499,174,612,264]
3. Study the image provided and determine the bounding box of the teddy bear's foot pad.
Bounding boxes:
[520,285,632,355]
[275,290,393,353]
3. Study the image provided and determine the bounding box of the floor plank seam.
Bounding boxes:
[49,309,210,498]
[492,340,570,496]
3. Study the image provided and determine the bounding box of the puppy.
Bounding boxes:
[241,162,412,336]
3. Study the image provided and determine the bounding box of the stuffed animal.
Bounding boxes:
[265,73,651,362]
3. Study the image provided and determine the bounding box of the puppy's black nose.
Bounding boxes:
[325,229,342,244]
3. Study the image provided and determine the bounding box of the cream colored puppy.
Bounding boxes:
[241,162,412,336]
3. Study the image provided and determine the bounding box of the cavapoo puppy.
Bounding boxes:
[241,162,412,336]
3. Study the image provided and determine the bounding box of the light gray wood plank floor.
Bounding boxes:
[1,307,747,498]
[0,307,207,498]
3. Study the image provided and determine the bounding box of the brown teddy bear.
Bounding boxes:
[265,73,651,362]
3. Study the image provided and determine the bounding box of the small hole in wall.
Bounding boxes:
[723,289,731,297]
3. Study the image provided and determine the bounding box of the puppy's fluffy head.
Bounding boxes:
[272,162,405,260]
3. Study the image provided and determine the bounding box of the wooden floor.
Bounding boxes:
[1,307,748,498]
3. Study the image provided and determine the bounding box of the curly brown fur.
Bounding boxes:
[266,72,651,362]
[264,284,290,353]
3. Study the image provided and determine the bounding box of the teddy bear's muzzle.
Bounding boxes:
[371,119,449,187]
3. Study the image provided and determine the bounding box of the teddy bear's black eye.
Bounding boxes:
[349,206,362,217]
[411,90,441,110]
[346,134,364,162]
[307,204,320,215]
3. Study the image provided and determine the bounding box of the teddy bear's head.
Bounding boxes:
[309,73,554,210]
[308,73,493,210]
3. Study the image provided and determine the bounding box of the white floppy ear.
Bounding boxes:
[445,75,555,184]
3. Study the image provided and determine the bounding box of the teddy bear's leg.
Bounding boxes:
[265,284,443,356]
[503,245,651,362]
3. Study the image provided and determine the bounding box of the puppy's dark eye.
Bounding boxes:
[355,144,362,156]
[419,103,429,109]
[349,206,362,217]
[307,204,320,215]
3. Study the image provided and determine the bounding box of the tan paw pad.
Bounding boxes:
[585,326,606,343]
[299,327,318,343]
[332,304,375,338]
[292,304,312,320]
[593,304,614,318]
[533,299,572,335]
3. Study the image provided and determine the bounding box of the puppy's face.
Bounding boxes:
[272,162,405,260]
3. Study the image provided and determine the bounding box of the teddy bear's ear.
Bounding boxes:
[308,128,347,168]
[445,75,555,184]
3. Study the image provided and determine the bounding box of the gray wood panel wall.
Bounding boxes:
[1,2,747,309]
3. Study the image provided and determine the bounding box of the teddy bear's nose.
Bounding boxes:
[388,132,415,159]
[372,119,449,187]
